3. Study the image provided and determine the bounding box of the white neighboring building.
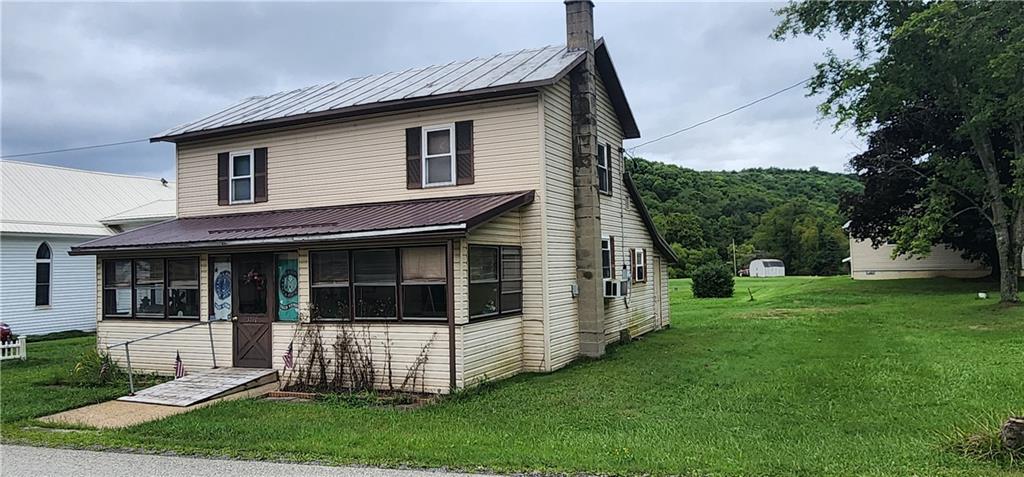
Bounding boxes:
[0,161,175,335]
[847,238,990,280]
[750,259,786,277]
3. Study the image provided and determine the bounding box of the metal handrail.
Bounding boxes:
[106,320,220,395]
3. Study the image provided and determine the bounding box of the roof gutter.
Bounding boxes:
[70,223,467,256]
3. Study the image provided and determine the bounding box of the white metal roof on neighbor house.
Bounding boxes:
[156,44,582,140]
[0,161,176,236]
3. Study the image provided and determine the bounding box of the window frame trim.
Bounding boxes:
[35,242,52,307]
[421,123,457,188]
[228,149,255,204]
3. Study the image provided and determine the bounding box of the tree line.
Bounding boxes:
[627,158,861,278]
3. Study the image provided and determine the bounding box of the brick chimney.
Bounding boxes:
[566,0,605,358]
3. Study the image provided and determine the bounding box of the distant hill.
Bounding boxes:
[626,158,862,276]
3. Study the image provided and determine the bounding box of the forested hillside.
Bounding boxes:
[626,158,862,277]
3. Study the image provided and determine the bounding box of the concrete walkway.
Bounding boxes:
[1,445,501,477]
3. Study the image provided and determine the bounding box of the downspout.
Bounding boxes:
[446,239,457,390]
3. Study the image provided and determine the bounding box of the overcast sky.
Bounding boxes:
[1,1,862,180]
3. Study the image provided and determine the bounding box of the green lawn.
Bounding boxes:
[3,277,1022,476]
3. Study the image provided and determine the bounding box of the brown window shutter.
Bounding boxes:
[217,152,229,205]
[406,127,422,189]
[630,248,637,283]
[455,120,474,185]
[254,147,268,203]
[610,236,616,279]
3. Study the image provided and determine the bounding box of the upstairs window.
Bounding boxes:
[597,143,612,194]
[422,124,456,187]
[230,150,254,203]
[35,243,51,306]
[633,248,647,283]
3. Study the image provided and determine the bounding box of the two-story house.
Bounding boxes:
[72,0,676,393]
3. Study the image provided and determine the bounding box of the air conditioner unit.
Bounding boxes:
[603,278,620,298]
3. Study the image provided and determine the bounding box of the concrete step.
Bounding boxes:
[118,368,278,407]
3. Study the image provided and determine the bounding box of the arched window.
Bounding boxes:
[35,243,51,306]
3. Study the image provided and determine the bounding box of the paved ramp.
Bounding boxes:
[118,368,278,407]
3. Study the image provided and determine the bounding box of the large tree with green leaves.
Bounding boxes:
[774,0,1024,303]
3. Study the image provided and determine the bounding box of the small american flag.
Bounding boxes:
[283,341,294,369]
[174,351,186,379]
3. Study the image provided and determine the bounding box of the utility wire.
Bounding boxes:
[627,76,813,153]
[0,138,150,159]
[2,77,812,160]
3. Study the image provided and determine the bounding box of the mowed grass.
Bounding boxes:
[3,277,1023,476]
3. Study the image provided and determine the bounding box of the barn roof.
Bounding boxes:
[152,39,638,143]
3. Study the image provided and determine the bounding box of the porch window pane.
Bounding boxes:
[103,260,132,317]
[469,247,498,281]
[353,250,396,284]
[403,284,447,319]
[402,247,446,282]
[167,258,199,318]
[500,246,523,313]
[134,259,165,317]
[311,251,349,284]
[469,283,499,317]
[355,285,396,319]
[312,286,350,320]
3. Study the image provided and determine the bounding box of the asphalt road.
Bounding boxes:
[1,445,501,477]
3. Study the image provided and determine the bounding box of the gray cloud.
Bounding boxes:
[1,1,862,179]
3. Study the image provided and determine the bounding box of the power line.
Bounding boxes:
[627,76,813,153]
[0,138,150,159]
[1,76,812,160]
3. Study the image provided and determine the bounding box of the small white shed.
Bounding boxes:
[749,259,786,277]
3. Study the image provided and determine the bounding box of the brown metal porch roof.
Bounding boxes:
[70,191,534,255]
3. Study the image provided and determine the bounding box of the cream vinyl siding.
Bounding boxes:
[595,74,665,344]
[849,239,990,280]
[464,211,525,384]
[99,320,232,374]
[273,322,455,394]
[539,78,580,371]
[176,96,541,218]
[463,316,523,385]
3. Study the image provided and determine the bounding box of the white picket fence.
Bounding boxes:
[0,336,27,361]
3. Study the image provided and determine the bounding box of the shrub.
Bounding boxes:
[691,263,735,298]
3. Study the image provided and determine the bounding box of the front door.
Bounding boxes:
[232,254,273,368]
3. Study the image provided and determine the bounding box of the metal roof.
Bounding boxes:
[153,39,639,142]
[71,190,534,254]
[0,161,176,237]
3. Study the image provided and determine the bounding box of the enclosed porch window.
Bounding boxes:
[102,257,199,319]
[468,245,523,320]
[310,245,448,322]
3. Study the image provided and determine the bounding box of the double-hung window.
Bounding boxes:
[167,258,199,318]
[229,150,254,203]
[633,248,647,282]
[597,143,611,194]
[310,251,351,320]
[134,259,165,317]
[601,237,613,279]
[469,245,523,319]
[353,249,398,319]
[401,247,448,319]
[103,260,132,317]
[422,124,455,187]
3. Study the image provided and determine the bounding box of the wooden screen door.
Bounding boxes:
[232,254,274,368]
